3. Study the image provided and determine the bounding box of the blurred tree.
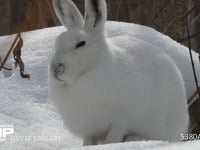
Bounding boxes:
[0,0,199,53]
[187,0,200,53]
[14,0,58,33]
[0,0,25,35]
[60,0,198,53]
[0,0,58,35]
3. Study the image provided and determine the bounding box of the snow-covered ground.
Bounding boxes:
[0,21,200,149]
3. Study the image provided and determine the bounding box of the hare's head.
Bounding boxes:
[50,0,108,84]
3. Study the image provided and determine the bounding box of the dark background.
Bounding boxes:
[0,0,199,52]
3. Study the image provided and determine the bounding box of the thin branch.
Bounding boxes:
[162,1,200,34]
[153,0,172,20]
[188,89,199,107]
[0,34,19,71]
[162,17,176,34]
[0,33,30,79]
[191,14,200,25]
[13,33,30,79]
[186,17,200,107]
[0,57,12,71]
[177,30,200,43]
[182,1,200,21]
[188,122,197,134]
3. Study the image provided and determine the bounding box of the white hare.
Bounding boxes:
[49,0,189,145]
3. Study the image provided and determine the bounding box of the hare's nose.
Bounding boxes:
[53,63,65,79]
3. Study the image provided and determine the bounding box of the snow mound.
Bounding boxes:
[0,21,199,149]
[0,27,81,150]
[70,141,200,150]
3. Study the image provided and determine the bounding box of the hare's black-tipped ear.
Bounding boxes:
[84,0,107,32]
[52,0,84,29]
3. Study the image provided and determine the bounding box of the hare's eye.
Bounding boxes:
[76,41,86,49]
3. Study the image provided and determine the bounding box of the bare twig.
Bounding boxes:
[186,17,200,107]
[163,1,200,34]
[177,30,200,42]
[0,33,30,79]
[13,33,30,79]
[191,14,200,27]
[0,57,12,71]
[162,17,176,34]
[153,0,172,20]
[182,1,200,21]
[188,89,199,107]
[188,122,198,134]
[0,35,19,71]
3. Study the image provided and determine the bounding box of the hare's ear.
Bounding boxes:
[84,0,107,32]
[52,0,84,29]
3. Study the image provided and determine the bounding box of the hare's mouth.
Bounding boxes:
[52,63,65,81]
[55,75,64,82]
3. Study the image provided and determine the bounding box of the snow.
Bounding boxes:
[65,141,200,150]
[0,21,200,149]
[72,141,200,150]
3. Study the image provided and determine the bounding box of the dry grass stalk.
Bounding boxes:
[0,33,30,79]
[0,35,19,71]
[13,33,30,79]
[186,17,200,106]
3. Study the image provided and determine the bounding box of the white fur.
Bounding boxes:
[49,0,189,145]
